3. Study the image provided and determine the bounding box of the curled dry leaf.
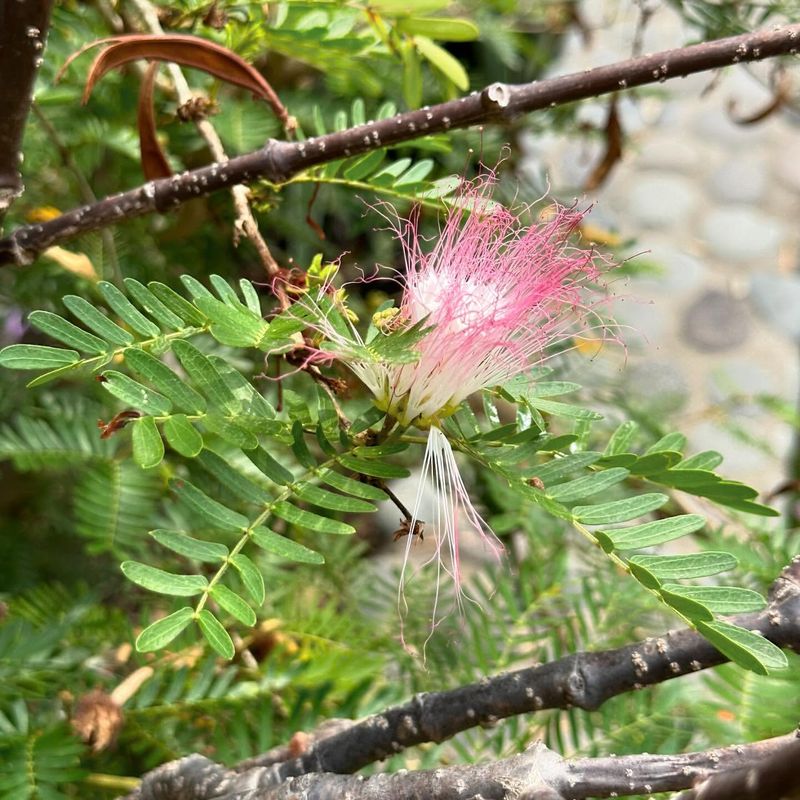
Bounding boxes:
[583,97,623,192]
[138,61,172,180]
[61,34,292,130]
[728,67,792,125]
[59,34,296,179]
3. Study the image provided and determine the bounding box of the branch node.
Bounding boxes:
[482,82,512,111]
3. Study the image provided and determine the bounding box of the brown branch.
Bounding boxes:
[0,0,54,225]
[2,24,799,263]
[124,558,800,800]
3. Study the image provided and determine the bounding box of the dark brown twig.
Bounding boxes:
[2,24,798,263]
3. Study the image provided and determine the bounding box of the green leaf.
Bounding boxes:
[132,416,164,469]
[527,381,582,398]
[121,561,208,596]
[318,468,388,502]
[231,554,265,604]
[294,482,375,513]
[28,310,108,354]
[604,420,638,456]
[149,529,229,562]
[148,281,208,325]
[696,621,788,674]
[198,450,267,504]
[211,357,276,418]
[661,585,766,614]
[350,405,386,435]
[248,446,294,485]
[0,344,79,370]
[239,279,262,316]
[173,480,249,530]
[371,158,412,187]
[394,159,434,187]
[574,493,668,525]
[343,149,386,181]
[251,527,325,564]
[370,0,450,12]
[273,501,355,534]
[338,454,410,479]
[628,552,738,580]
[629,451,682,476]
[660,587,714,621]
[135,607,194,651]
[203,413,259,450]
[62,295,134,346]
[547,467,629,503]
[415,35,468,89]
[211,585,256,626]
[180,274,217,303]
[396,16,479,41]
[97,280,161,337]
[602,514,705,549]
[125,349,207,414]
[101,370,173,415]
[196,609,235,659]
[210,273,241,305]
[194,296,271,349]
[528,397,603,421]
[291,421,316,468]
[677,450,724,470]
[123,278,185,330]
[172,340,238,412]
[646,431,687,454]
[401,40,422,108]
[529,452,602,485]
[163,414,204,458]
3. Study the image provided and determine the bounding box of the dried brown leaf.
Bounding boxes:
[60,34,294,133]
[71,689,123,753]
[583,98,623,192]
[138,61,172,180]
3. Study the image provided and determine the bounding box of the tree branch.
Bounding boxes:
[0,0,54,226]
[124,558,800,800]
[127,731,800,800]
[1,23,798,264]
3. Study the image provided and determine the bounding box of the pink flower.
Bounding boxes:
[309,178,612,626]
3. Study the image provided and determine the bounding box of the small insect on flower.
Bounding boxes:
[305,174,614,633]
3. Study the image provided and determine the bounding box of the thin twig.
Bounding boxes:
[126,0,287,305]
[2,24,798,264]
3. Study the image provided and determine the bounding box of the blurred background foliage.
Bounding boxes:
[1,1,799,798]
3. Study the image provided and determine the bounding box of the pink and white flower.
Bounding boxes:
[309,178,612,623]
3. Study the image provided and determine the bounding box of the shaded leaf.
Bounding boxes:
[196,609,235,659]
[121,561,207,596]
[0,344,79,370]
[136,607,194,651]
[211,585,256,626]
[251,527,325,564]
[132,415,164,469]
[150,529,229,562]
